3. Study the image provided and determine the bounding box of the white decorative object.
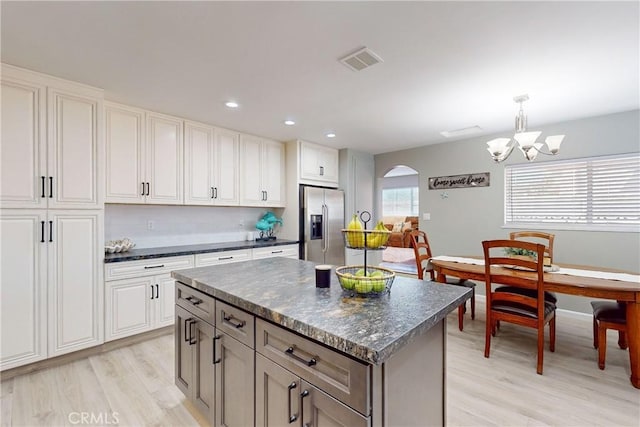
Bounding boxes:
[105,238,136,253]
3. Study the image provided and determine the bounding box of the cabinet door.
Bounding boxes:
[256,353,300,427]
[155,273,176,328]
[0,77,47,209]
[0,211,47,370]
[175,305,194,397]
[104,103,145,203]
[213,128,240,206]
[301,381,369,427]
[299,141,339,186]
[262,140,285,207]
[215,332,255,427]
[104,276,154,342]
[239,134,264,206]
[47,87,102,209]
[47,210,104,357]
[193,317,216,423]
[184,121,214,205]
[146,112,183,204]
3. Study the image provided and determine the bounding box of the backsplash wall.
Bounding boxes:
[105,204,286,248]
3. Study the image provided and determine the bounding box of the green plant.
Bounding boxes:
[503,247,538,258]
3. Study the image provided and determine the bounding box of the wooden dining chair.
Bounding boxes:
[410,230,475,331]
[590,301,628,370]
[482,240,556,375]
[498,231,558,307]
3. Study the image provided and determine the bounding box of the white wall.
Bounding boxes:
[375,110,640,314]
[105,204,284,248]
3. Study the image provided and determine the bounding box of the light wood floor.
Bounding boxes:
[2,307,639,426]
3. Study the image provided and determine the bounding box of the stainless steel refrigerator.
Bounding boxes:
[301,185,345,265]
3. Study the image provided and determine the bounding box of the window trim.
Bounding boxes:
[504,152,640,233]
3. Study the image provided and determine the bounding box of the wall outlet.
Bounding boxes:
[423,213,431,221]
[147,220,154,230]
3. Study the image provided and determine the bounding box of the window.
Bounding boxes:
[382,187,419,216]
[504,153,640,232]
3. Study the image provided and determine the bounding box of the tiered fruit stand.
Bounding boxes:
[336,211,396,296]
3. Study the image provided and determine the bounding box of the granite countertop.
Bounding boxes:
[104,239,299,263]
[172,257,471,365]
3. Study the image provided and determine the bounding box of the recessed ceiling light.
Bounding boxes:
[225,101,239,108]
[284,120,296,126]
[326,132,336,138]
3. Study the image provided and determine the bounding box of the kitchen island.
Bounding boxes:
[172,257,471,427]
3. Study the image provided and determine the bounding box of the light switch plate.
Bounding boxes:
[423,213,431,220]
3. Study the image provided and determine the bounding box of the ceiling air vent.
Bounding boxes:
[339,47,383,72]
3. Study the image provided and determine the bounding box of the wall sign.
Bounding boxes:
[428,172,490,190]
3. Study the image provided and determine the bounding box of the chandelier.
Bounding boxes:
[486,94,564,163]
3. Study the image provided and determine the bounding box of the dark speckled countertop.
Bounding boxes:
[104,239,299,263]
[172,257,471,365]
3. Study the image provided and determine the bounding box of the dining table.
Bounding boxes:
[430,256,640,389]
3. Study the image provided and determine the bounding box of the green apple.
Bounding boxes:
[355,268,366,277]
[341,274,355,290]
[371,279,386,292]
[355,279,373,293]
[371,270,384,278]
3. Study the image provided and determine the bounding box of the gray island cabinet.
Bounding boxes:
[172,258,471,427]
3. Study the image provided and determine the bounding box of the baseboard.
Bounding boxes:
[1,326,173,380]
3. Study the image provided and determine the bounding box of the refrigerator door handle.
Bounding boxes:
[322,204,328,253]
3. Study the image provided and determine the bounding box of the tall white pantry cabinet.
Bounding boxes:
[0,64,104,370]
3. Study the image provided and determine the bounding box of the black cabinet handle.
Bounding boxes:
[145,182,150,196]
[185,296,202,306]
[218,256,233,261]
[48,221,53,242]
[41,176,46,198]
[211,187,215,199]
[300,389,310,426]
[141,182,145,196]
[214,187,218,199]
[212,334,221,364]
[272,250,283,254]
[144,264,165,269]
[287,382,298,423]
[264,191,268,201]
[223,314,246,329]
[319,166,324,176]
[151,285,155,300]
[189,320,196,345]
[285,346,317,366]
[155,284,159,299]
[40,221,45,243]
[49,177,53,198]
[184,318,194,342]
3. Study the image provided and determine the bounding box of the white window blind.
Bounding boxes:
[505,153,640,232]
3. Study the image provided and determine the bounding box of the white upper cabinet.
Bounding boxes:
[240,135,285,207]
[0,77,46,208]
[105,105,183,205]
[146,112,184,204]
[104,102,145,203]
[298,140,339,187]
[184,122,239,206]
[1,65,103,209]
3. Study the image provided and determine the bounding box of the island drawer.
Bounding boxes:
[105,255,194,281]
[195,249,251,267]
[216,301,255,348]
[256,319,370,416]
[176,282,215,325]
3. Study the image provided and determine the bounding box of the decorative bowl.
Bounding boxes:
[335,265,395,297]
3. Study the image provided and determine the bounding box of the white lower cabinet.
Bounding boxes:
[1,209,104,370]
[104,255,194,342]
[252,244,299,260]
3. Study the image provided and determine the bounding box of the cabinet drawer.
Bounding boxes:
[216,301,255,349]
[176,282,215,326]
[252,244,299,260]
[195,249,251,267]
[105,255,194,281]
[256,319,369,415]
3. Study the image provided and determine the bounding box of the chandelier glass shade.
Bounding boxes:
[487,95,564,163]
